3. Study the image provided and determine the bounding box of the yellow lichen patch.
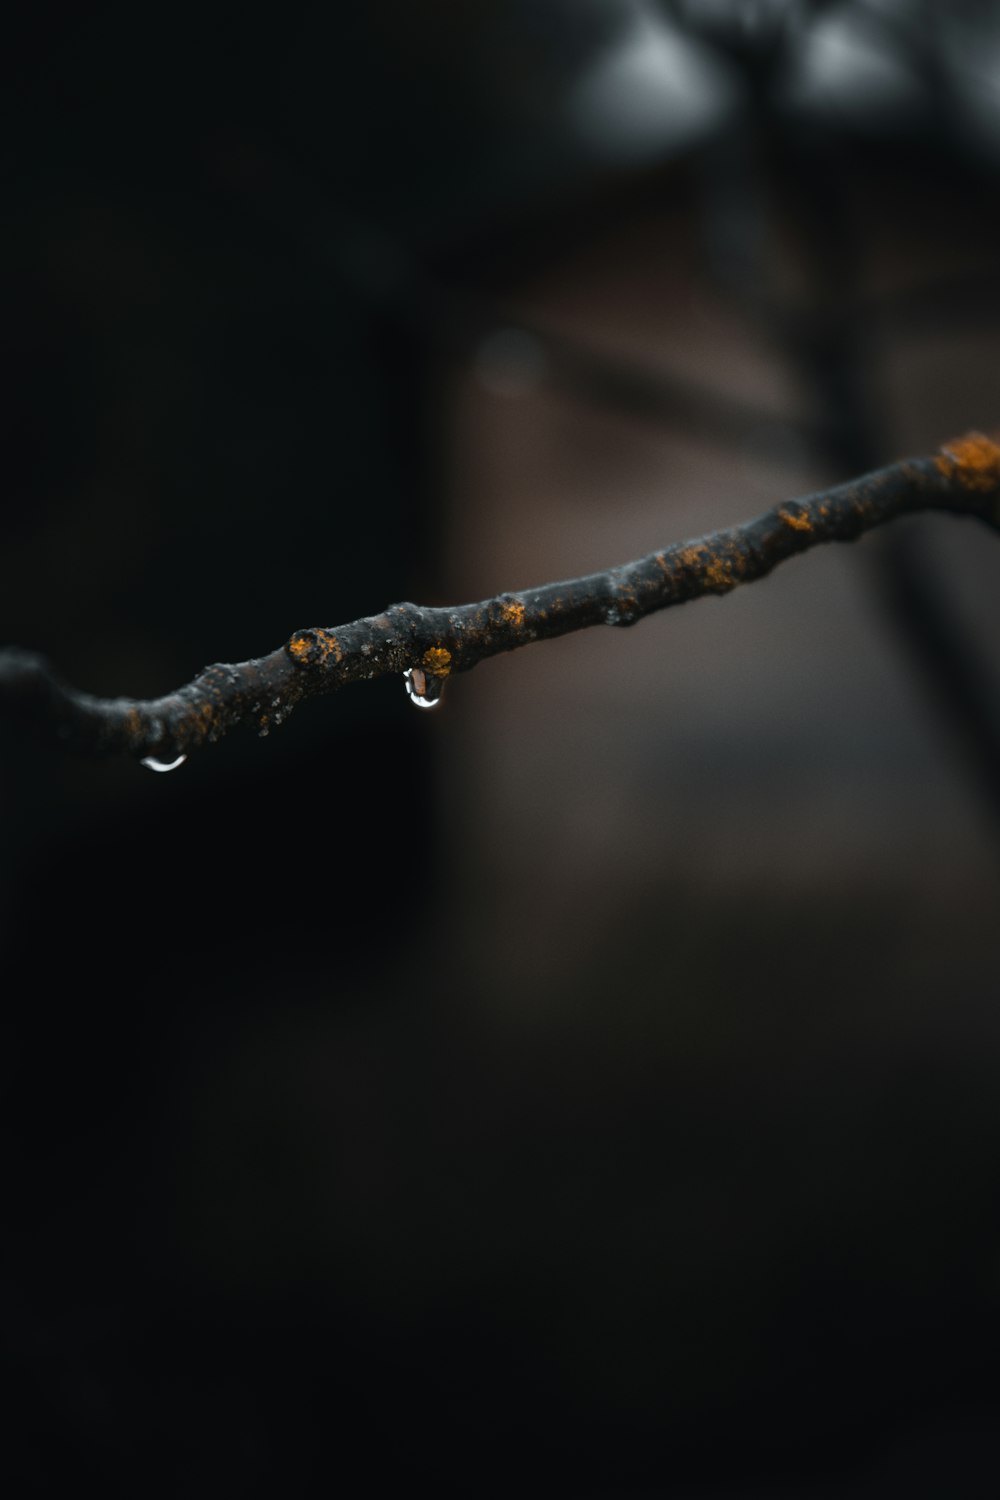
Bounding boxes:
[288,629,343,665]
[703,557,735,591]
[313,630,343,663]
[778,508,811,533]
[674,545,741,589]
[422,646,452,678]
[935,431,1000,492]
[499,599,526,629]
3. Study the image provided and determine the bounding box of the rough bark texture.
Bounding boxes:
[2,433,999,762]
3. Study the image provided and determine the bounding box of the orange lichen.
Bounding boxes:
[778,508,811,533]
[703,557,735,591]
[422,646,452,678]
[288,629,343,665]
[935,431,1000,492]
[314,630,343,663]
[499,599,526,629]
[650,543,749,592]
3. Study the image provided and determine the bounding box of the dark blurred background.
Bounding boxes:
[3,2,1000,1493]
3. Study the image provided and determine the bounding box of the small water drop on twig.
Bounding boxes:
[404,667,445,711]
[140,754,188,773]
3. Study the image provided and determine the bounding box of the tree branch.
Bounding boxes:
[3,433,999,762]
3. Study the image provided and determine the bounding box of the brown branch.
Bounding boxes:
[3,433,999,763]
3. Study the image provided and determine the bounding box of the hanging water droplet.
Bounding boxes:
[404,667,445,711]
[141,753,187,773]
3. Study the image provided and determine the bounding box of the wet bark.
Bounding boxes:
[2,434,998,762]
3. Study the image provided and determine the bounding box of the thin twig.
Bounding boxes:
[2,434,998,762]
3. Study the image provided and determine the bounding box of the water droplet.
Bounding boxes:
[404,667,445,711]
[141,754,187,773]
